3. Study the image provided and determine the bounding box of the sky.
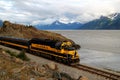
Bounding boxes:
[0,0,120,25]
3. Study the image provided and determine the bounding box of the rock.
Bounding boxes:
[2,51,6,54]
[0,69,7,76]
[11,66,26,74]
[0,48,3,50]
[11,57,23,64]
[53,71,62,80]
[38,67,46,75]
[60,72,73,80]
[47,78,54,80]
[38,77,47,80]
[31,70,45,77]
[78,76,89,80]
[0,49,3,53]
[47,62,57,70]
[11,68,22,74]
[14,58,24,64]
[30,78,35,80]
[2,51,11,57]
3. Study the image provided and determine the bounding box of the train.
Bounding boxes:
[0,36,80,64]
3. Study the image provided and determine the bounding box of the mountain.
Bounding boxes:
[0,20,3,27]
[80,13,120,29]
[1,13,120,30]
[35,20,83,30]
[36,13,120,30]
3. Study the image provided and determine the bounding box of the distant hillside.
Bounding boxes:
[80,13,120,29]
[35,20,83,30]
[0,21,70,41]
[0,20,3,27]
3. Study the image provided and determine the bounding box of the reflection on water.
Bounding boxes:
[52,30,120,72]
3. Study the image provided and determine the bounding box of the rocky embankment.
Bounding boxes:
[0,21,69,41]
[0,48,88,80]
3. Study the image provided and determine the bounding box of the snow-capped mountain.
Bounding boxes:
[35,20,83,30]
[80,13,120,29]
[51,20,65,25]
[107,13,120,20]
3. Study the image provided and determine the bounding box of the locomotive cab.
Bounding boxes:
[60,41,80,63]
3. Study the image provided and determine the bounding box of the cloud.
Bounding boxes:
[31,18,57,25]
[0,0,120,25]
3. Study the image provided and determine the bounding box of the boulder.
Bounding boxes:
[47,62,58,70]
[11,57,24,64]
[2,51,11,57]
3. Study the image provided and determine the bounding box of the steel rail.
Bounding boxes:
[71,64,120,80]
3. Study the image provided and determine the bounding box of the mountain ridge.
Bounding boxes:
[80,13,120,29]
[35,20,83,30]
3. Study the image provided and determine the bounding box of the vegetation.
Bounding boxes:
[5,49,30,61]
[17,50,30,61]
[5,49,17,57]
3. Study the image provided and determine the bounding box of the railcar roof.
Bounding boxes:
[31,38,59,43]
[0,36,29,41]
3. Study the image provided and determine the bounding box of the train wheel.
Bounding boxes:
[62,59,67,64]
[58,57,62,62]
[49,55,52,59]
[55,56,58,62]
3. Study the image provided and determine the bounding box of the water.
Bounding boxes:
[52,30,120,72]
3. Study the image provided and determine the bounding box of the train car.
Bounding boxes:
[0,36,80,64]
[29,38,80,64]
[0,36,29,50]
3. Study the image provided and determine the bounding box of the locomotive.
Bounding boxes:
[0,36,80,64]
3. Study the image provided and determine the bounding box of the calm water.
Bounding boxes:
[52,30,120,72]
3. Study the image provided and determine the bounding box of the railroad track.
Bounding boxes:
[71,64,120,80]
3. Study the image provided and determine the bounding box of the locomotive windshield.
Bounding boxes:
[64,47,75,50]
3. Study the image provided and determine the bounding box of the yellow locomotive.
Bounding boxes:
[0,37,80,64]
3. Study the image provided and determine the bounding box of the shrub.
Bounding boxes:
[17,50,30,61]
[5,50,17,57]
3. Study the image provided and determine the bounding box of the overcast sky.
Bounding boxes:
[0,0,120,25]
